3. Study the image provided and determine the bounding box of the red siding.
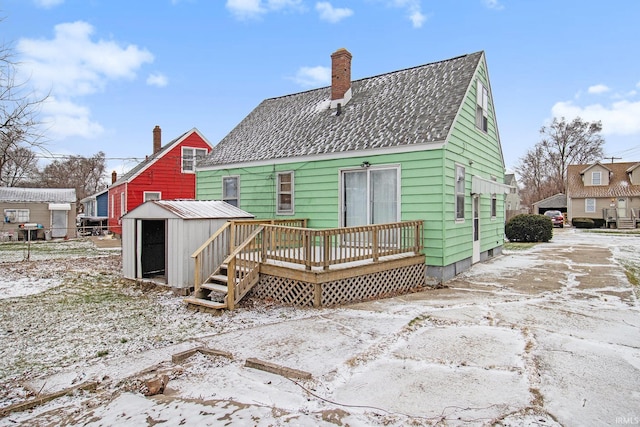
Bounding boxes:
[107,130,211,236]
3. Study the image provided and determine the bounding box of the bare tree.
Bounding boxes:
[38,152,108,202]
[517,117,605,210]
[0,143,39,186]
[0,25,47,187]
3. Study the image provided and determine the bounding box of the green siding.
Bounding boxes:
[197,55,505,272]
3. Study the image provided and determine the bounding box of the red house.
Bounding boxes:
[108,126,213,236]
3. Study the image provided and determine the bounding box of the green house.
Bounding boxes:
[196,48,511,284]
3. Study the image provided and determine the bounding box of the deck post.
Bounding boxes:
[323,231,330,271]
[313,283,322,307]
[229,221,236,253]
[304,230,312,271]
[372,229,379,262]
[194,254,201,295]
[227,257,236,310]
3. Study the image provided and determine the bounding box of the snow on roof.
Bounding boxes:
[0,187,76,203]
[124,199,254,219]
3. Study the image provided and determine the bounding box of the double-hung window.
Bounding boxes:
[475,81,489,132]
[592,171,601,185]
[456,165,466,220]
[585,198,596,213]
[182,147,207,173]
[222,176,239,207]
[277,172,294,215]
[3,209,29,223]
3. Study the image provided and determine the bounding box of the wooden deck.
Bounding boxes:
[186,220,425,310]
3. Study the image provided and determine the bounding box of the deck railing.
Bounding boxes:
[191,222,232,297]
[225,226,265,310]
[261,220,423,270]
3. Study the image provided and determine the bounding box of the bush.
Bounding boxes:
[505,214,553,242]
[572,217,596,229]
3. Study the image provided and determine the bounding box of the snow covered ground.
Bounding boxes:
[0,229,639,426]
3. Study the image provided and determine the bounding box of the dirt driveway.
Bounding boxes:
[1,229,639,426]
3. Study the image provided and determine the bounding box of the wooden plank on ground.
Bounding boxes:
[0,381,98,417]
[245,358,312,380]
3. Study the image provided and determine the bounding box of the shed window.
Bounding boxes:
[475,80,489,132]
[144,192,161,202]
[4,209,29,223]
[223,176,239,207]
[456,165,465,220]
[182,147,207,173]
[585,198,596,213]
[591,171,601,185]
[277,172,294,215]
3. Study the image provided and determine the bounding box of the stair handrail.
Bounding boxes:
[191,221,232,296]
[222,225,265,310]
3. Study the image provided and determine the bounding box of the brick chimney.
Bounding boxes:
[153,125,161,154]
[331,48,352,105]
[111,170,117,184]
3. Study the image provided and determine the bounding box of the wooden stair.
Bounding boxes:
[617,219,636,230]
[185,263,236,310]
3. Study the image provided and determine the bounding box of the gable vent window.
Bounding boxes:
[475,80,489,132]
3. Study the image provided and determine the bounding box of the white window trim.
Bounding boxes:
[182,147,208,173]
[222,175,240,207]
[585,198,596,213]
[144,191,162,202]
[3,208,29,223]
[120,192,126,216]
[455,164,466,221]
[276,171,295,215]
[475,80,489,132]
[592,171,601,185]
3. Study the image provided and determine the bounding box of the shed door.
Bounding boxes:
[51,210,68,238]
[140,220,166,278]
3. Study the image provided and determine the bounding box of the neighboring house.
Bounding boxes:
[567,161,640,229]
[196,48,511,283]
[1,187,76,240]
[108,126,213,236]
[79,188,109,235]
[531,193,567,215]
[504,173,523,220]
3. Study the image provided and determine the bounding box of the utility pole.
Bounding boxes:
[605,156,621,163]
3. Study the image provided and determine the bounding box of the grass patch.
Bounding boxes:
[504,242,538,251]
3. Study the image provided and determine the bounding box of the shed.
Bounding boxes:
[121,200,254,291]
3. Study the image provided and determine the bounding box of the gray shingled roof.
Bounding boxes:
[199,51,483,168]
[534,193,567,209]
[0,187,76,203]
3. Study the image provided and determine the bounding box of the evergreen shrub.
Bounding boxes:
[572,217,596,228]
[505,214,553,242]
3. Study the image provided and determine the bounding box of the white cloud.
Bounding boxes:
[147,73,168,87]
[292,66,330,87]
[387,0,427,28]
[483,0,504,10]
[226,0,303,19]
[33,0,64,8]
[551,99,640,136]
[17,21,155,139]
[316,2,353,23]
[588,84,610,95]
[41,96,104,139]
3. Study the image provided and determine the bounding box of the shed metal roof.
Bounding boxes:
[124,200,254,220]
[0,187,76,203]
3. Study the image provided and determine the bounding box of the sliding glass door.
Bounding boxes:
[342,167,399,227]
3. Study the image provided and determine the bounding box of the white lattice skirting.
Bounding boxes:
[250,262,426,307]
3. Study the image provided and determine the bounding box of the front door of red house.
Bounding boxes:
[140,220,166,278]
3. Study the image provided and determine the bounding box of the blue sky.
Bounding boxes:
[3,0,640,177]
